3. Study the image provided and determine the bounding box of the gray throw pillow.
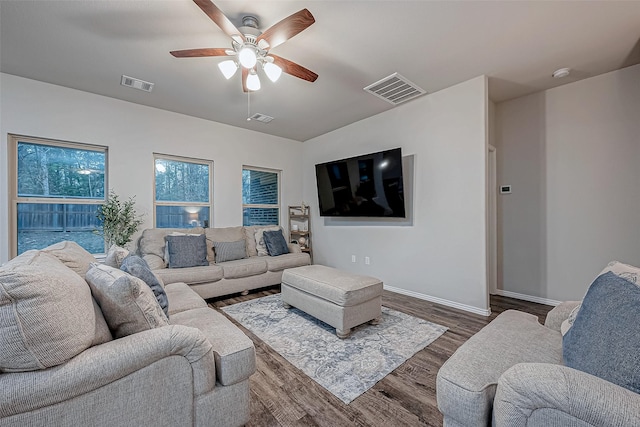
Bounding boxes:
[213,240,247,263]
[165,234,208,268]
[563,271,640,394]
[120,255,169,317]
[263,230,290,257]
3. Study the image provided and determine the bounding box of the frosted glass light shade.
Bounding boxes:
[218,60,238,79]
[239,47,257,68]
[246,72,261,91]
[263,62,282,82]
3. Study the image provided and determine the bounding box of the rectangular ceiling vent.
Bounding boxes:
[363,72,426,105]
[121,75,154,92]
[249,113,274,124]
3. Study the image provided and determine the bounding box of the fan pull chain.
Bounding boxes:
[247,90,251,121]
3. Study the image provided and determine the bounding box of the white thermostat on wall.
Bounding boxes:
[500,185,512,194]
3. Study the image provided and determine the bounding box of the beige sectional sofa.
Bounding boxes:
[137,225,311,299]
[0,241,256,427]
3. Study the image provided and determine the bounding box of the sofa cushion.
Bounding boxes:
[121,255,169,317]
[165,282,208,316]
[0,251,96,372]
[170,307,256,386]
[436,310,563,427]
[165,234,209,268]
[220,258,268,279]
[143,253,166,270]
[205,226,245,263]
[104,244,130,268]
[263,230,290,256]
[86,264,169,339]
[563,271,640,394]
[41,240,96,279]
[254,226,281,256]
[155,265,224,285]
[213,240,247,263]
[265,252,311,272]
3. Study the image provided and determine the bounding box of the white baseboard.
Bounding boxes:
[384,285,491,317]
[492,289,562,306]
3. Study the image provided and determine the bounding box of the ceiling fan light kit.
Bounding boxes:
[239,46,258,69]
[171,0,318,92]
[263,62,282,82]
[246,71,261,91]
[218,60,238,79]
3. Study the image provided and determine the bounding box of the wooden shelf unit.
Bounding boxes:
[288,205,312,262]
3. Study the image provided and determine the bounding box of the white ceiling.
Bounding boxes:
[1,0,639,142]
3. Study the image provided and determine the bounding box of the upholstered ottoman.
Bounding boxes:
[281,265,383,338]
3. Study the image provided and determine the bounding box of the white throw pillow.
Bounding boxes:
[85,263,169,339]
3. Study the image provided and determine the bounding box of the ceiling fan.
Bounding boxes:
[171,0,318,92]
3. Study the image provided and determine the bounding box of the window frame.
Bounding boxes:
[152,153,214,228]
[242,165,281,226]
[8,134,109,258]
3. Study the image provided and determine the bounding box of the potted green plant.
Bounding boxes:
[96,190,144,248]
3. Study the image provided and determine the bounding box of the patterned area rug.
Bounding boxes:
[221,294,448,404]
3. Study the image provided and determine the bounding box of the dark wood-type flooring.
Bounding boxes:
[208,287,553,427]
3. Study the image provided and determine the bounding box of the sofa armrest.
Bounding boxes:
[0,325,216,418]
[544,301,581,332]
[494,363,640,427]
[288,242,302,253]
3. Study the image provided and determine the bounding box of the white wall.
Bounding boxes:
[496,64,640,302]
[303,76,490,314]
[0,73,303,263]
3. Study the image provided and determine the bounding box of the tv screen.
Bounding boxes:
[315,148,405,218]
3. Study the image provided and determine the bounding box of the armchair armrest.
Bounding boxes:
[494,363,640,426]
[0,325,215,418]
[544,301,581,332]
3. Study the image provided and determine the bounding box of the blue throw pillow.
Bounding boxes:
[213,240,246,263]
[120,255,169,317]
[165,234,208,269]
[563,271,640,393]
[263,230,289,257]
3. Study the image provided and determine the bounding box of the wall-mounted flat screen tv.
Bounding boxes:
[315,147,405,217]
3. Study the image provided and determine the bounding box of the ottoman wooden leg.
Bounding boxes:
[336,328,351,339]
[369,317,382,325]
[283,302,292,309]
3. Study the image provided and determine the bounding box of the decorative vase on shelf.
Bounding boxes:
[298,237,307,248]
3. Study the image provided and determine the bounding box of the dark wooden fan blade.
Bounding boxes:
[270,55,318,82]
[256,9,315,50]
[242,68,249,92]
[193,0,245,42]
[170,48,228,58]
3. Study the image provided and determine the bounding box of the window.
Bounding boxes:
[154,154,212,228]
[242,167,280,226]
[9,135,108,257]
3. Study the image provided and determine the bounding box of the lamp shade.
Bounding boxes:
[263,62,282,82]
[246,71,261,91]
[239,46,257,68]
[218,60,238,79]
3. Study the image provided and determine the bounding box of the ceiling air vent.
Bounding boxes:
[121,75,154,92]
[363,72,426,105]
[249,113,274,123]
